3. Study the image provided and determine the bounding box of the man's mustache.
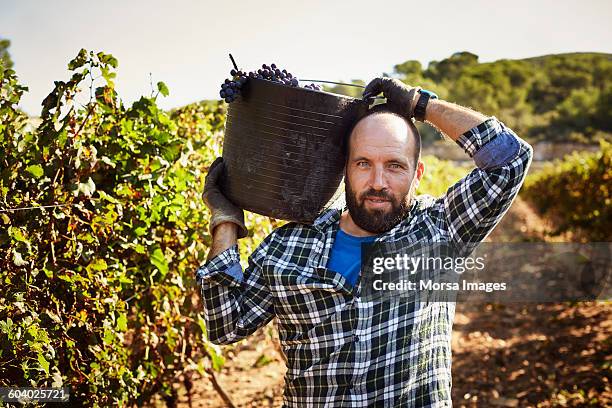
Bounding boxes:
[359,189,394,202]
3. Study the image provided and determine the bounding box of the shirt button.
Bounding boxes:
[353,334,359,342]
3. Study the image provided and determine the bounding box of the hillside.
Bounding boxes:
[326,52,612,145]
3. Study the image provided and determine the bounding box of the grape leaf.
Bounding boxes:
[26,164,44,178]
[116,313,127,332]
[150,247,169,277]
[157,81,169,97]
[38,353,50,375]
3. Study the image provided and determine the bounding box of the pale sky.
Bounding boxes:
[2,0,611,115]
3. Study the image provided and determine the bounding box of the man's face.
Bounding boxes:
[345,113,424,234]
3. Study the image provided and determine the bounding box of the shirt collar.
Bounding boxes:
[312,207,342,231]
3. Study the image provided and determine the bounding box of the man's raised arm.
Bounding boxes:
[425,97,533,252]
[363,78,534,252]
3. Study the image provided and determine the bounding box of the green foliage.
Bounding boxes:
[0,64,28,144]
[0,38,14,69]
[417,155,472,197]
[389,52,612,143]
[522,140,611,241]
[426,51,480,83]
[393,60,422,80]
[324,51,612,146]
[0,49,279,405]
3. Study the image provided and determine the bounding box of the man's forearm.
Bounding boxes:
[207,222,238,261]
[420,98,488,141]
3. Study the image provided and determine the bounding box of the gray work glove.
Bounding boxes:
[202,157,248,239]
[362,77,421,118]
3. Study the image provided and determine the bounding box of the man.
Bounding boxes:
[196,78,533,407]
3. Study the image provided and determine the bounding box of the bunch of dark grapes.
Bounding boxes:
[219,72,247,104]
[219,63,321,103]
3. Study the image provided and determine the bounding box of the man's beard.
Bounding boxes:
[345,177,412,234]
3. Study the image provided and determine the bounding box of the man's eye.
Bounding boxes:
[357,162,369,168]
[389,163,402,169]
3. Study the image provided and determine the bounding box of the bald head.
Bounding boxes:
[344,106,421,168]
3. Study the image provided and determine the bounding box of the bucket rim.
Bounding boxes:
[246,77,370,105]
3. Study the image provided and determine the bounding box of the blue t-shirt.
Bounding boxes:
[327,229,379,287]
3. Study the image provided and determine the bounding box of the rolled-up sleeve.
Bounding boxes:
[442,117,533,253]
[196,244,243,286]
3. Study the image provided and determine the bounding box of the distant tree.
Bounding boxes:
[426,51,479,82]
[393,60,422,77]
[329,51,611,144]
[0,38,14,69]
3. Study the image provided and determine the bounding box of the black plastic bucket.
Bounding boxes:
[221,78,368,223]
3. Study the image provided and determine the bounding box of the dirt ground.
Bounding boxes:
[163,198,611,407]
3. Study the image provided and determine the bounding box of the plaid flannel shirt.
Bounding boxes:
[196,117,533,407]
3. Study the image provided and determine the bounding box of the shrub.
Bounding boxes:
[522,140,611,241]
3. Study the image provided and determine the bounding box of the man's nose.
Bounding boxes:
[369,166,387,190]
